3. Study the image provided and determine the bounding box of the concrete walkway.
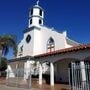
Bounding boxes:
[0,84,69,90]
[0,85,40,90]
[0,78,69,90]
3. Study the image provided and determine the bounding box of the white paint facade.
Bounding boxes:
[17,19,79,57]
[17,28,78,57]
[7,1,81,86]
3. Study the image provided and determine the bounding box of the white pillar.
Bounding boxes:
[50,62,54,86]
[6,65,9,79]
[39,63,42,85]
[16,63,18,69]
[80,61,86,88]
[24,62,27,80]
[24,61,31,80]
[80,61,86,82]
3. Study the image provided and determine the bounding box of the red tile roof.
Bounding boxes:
[34,44,90,58]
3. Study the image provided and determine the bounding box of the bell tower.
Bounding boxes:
[28,0,44,28]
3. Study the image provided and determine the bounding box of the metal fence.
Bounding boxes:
[69,63,90,90]
[6,68,32,89]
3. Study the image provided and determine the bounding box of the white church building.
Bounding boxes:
[7,1,90,87]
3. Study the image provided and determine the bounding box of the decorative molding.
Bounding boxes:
[23,26,41,33]
[29,15,43,19]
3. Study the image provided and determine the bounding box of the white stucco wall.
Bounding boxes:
[24,27,67,56]
[65,38,79,48]
[7,62,17,78]
[39,27,66,53]
[65,42,72,48]
[17,30,35,57]
[29,6,44,28]
[17,26,79,57]
[16,26,79,80]
[23,30,34,56]
[7,61,25,78]
[32,27,78,56]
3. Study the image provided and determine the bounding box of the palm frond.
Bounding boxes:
[0,34,17,56]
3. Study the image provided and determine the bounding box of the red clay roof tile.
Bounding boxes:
[34,44,90,58]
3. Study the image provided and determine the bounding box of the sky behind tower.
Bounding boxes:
[0,0,90,58]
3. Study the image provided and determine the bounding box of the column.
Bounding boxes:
[24,62,27,80]
[16,63,18,78]
[16,63,18,69]
[24,61,31,80]
[27,61,31,77]
[6,65,9,79]
[80,61,86,87]
[50,62,54,86]
[80,61,86,81]
[39,63,42,85]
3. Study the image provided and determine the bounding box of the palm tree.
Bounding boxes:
[0,35,17,76]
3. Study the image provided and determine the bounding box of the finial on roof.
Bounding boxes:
[36,0,39,6]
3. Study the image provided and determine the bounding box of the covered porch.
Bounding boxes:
[7,44,90,88]
[34,44,90,86]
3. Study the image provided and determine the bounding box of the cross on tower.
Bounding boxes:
[36,0,39,5]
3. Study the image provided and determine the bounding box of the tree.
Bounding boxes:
[0,57,7,77]
[0,57,7,71]
[0,35,17,76]
[0,35,17,56]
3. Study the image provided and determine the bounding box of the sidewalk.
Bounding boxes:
[0,85,40,90]
[0,84,69,90]
[0,78,69,90]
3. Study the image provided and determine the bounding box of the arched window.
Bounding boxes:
[20,45,23,52]
[31,9,33,15]
[39,9,42,16]
[39,19,42,25]
[30,19,32,24]
[47,37,55,52]
[19,45,23,56]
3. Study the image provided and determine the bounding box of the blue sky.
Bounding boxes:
[0,0,90,59]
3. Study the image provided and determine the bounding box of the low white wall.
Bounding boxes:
[7,61,24,78]
[7,62,16,78]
